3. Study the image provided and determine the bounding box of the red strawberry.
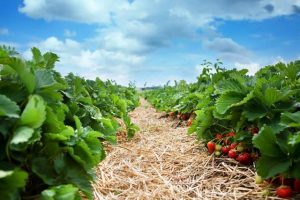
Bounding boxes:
[294,179,300,193]
[221,146,230,154]
[276,185,292,198]
[251,127,259,135]
[215,133,223,139]
[228,149,237,159]
[237,153,251,165]
[207,141,215,154]
[230,143,238,149]
[227,131,235,137]
[180,113,189,120]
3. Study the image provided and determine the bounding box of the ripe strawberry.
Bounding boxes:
[294,179,300,193]
[180,113,189,120]
[276,185,292,198]
[251,127,259,135]
[230,143,237,149]
[237,153,251,165]
[228,149,237,159]
[226,131,235,137]
[207,141,215,154]
[221,146,230,154]
[215,133,223,139]
[215,144,222,151]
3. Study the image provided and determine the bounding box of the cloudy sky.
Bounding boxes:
[0,0,300,86]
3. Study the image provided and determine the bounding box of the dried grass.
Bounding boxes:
[92,99,286,200]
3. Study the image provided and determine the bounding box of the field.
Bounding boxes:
[1,47,300,199]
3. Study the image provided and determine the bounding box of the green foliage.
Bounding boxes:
[145,59,300,181]
[0,47,140,199]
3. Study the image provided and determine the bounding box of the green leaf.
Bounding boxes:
[252,126,285,157]
[281,111,300,128]
[289,132,300,146]
[35,69,57,89]
[41,184,81,200]
[255,156,291,179]
[0,168,28,200]
[20,95,46,128]
[0,56,35,93]
[243,101,267,121]
[32,157,57,185]
[216,91,253,114]
[264,87,283,107]
[0,94,20,118]
[10,126,35,151]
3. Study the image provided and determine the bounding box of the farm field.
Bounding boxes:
[93,98,263,199]
[1,1,300,199]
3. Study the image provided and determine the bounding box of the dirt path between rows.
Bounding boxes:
[92,99,268,200]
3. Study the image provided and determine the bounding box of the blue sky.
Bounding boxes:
[0,0,300,86]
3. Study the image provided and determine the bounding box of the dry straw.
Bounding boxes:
[93,99,285,200]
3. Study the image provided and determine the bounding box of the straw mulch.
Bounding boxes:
[92,99,283,200]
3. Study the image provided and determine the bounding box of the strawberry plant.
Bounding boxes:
[0,46,140,199]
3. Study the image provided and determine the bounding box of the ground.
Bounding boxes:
[92,99,272,200]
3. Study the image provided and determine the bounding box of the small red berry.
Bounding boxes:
[237,153,251,165]
[294,179,300,193]
[276,185,292,198]
[207,141,215,154]
[228,149,237,159]
[221,146,230,154]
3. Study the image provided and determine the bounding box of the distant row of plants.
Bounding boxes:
[144,60,300,198]
[0,46,139,200]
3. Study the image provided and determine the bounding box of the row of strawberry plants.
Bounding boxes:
[145,60,300,198]
[0,46,139,200]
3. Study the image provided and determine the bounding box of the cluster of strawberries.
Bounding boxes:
[169,112,193,126]
[256,174,300,198]
[206,131,257,165]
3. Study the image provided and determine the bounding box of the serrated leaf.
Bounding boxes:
[0,168,28,200]
[41,184,81,200]
[0,56,35,93]
[216,91,253,114]
[0,94,20,118]
[10,126,35,151]
[255,156,290,179]
[252,126,285,157]
[32,157,57,185]
[20,95,46,128]
[281,111,300,127]
[264,87,283,106]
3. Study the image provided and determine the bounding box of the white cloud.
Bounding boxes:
[204,37,253,63]
[234,62,261,75]
[64,29,76,37]
[0,28,9,35]
[18,0,300,86]
[19,0,127,24]
[23,37,144,85]
[19,0,300,55]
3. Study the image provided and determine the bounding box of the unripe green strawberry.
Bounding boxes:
[215,151,221,157]
[255,174,263,184]
[215,144,222,151]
